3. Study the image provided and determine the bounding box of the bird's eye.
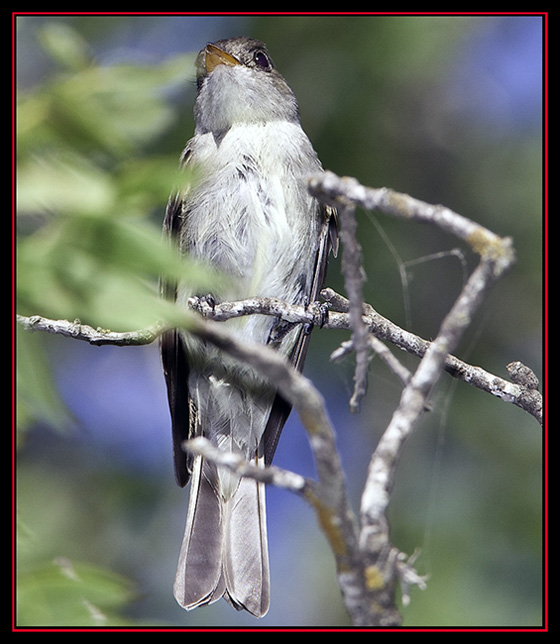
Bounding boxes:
[253,50,271,69]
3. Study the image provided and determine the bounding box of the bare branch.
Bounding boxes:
[188,295,319,325]
[360,256,512,543]
[308,171,519,551]
[16,314,163,347]
[335,200,371,412]
[309,171,514,270]
[184,436,310,494]
[182,313,388,625]
[309,171,523,622]
[16,293,542,425]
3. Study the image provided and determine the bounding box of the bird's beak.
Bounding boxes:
[205,43,241,73]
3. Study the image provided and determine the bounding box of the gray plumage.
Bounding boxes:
[161,37,337,617]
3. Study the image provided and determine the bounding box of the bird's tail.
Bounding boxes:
[173,455,270,617]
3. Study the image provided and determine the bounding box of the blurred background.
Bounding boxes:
[15,14,544,628]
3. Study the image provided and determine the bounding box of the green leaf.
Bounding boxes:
[37,22,92,72]
[16,151,117,217]
[15,37,211,333]
[16,213,220,331]
[17,557,135,627]
[17,25,193,159]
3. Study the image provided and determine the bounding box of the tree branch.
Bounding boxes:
[16,290,542,425]
[15,314,163,347]
[308,171,526,623]
[308,171,513,267]
[184,436,310,494]
[360,256,511,553]
[180,312,377,625]
[336,200,371,413]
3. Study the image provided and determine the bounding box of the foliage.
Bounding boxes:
[17,553,136,627]
[15,21,210,628]
[16,23,213,331]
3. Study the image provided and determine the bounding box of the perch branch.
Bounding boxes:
[16,295,542,425]
[16,314,163,347]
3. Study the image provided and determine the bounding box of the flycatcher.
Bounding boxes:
[161,36,337,617]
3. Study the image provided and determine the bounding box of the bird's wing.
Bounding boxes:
[261,203,338,464]
[160,191,194,487]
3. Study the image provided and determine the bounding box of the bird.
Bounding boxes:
[160,36,337,617]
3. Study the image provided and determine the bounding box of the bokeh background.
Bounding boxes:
[15,14,544,628]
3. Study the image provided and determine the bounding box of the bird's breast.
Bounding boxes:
[182,122,321,304]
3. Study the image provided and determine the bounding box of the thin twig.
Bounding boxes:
[309,171,513,269]
[360,255,513,542]
[184,436,310,494]
[16,314,163,346]
[335,200,370,412]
